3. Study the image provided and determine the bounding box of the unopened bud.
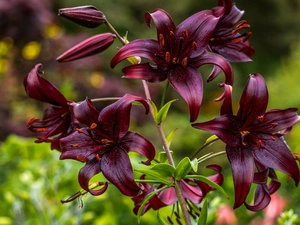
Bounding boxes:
[58,5,106,28]
[56,33,116,62]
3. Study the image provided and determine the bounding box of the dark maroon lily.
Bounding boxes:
[59,94,155,196]
[24,64,77,151]
[193,73,300,210]
[111,8,233,122]
[132,165,223,215]
[58,5,106,28]
[210,0,254,62]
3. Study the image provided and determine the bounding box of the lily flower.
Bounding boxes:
[132,165,223,215]
[193,74,300,210]
[111,8,233,122]
[58,5,106,28]
[59,94,155,196]
[24,64,77,151]
[210,0,254,62]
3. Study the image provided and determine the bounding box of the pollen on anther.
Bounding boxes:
[271,136,276,141]
[95,154,101,161]
[76,156,86,163]
[181,57,187,68]
[271,122,278,128]
[76,128,84,133]
[257,115,264,122]
[71,143,79,148]
[257,139,262,149]
[192,41,197,51]
[184,30,188,38]
[90,123,97,129]
[170,30,174,36]
[159,34,165,47]
[165,52,171,63]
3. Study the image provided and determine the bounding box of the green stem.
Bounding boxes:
[190,137,219,159]
[105,20,126,45]
[160,81,170,108]
[106,20,191,225]
[142,80,191,225]
[197,151,226,164]
[90,97,121,102]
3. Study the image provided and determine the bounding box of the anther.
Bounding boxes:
[257,139,262,149]
[76,156,86,163]
[192,41,198,51]
[35,128,48,132]
[27,118,39,127]
[271,122,278,128]
[90,123,97,129]
[181,57,188,68]
[95,154,101,161]
[257,115,264,122]
[71,144,79,148]
[184,29,188,38]
[76,128,84,133]
[165,52,171,63]
[159,34,165,47]
[170,30,174,36]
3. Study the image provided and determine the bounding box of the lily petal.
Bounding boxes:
[237,73,268,128]
[59,128,105,161]
[110,39,166,68]
[177,10,219,56]
[245,184,271,211]
[73,98,99,127]
[78,158,108,195]
[101,148,140,196]
[98,94,149,139]
[24,64,67,106]
[250,108,300,133]
[252,134,300,185]
[168,66,203,122]
[192,114,241,146]
[122,131,155,165]
[145,8,176,46]
[122,63,168,82]
[226,145,254,208]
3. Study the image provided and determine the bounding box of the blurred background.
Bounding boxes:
[1,0,300,224]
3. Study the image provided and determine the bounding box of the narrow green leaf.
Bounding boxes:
[136,163,175,185]
[137,185,170,224]
[198,198,208,225]
[156,99,177,124]
[157,210,171,225]
[185,175,228,198]
[166,128,178,148]
[175,157,192,181]
[149,99,158,121]
[157,151,168,163]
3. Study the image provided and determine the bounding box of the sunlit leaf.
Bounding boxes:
[175,157,192,181]
[156,99,177,124]
[198,198,208,225]
[166,128,178,148]
[185,175,228,198]
[137,185,171,224]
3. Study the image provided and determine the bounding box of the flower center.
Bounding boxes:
[159,29,198,68]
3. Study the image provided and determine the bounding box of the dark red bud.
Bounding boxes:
[58,5,106,28]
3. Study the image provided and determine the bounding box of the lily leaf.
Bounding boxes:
[166,128,178,148]
[198,198,208,225]
[156,99,177,124]
[137,185,170,224]
[175,157,192,181]
[185,175,229,198]
[157,210,171,225]
[149,99,158,120]
[136,163,175,185]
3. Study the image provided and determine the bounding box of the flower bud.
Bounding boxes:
[56,33,116,62]
[58,5,106,28]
